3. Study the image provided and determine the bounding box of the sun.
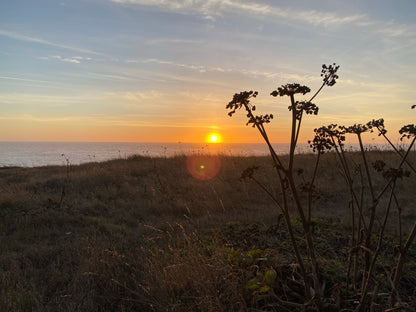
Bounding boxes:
[210,134,219,143]
[206,133,222,143]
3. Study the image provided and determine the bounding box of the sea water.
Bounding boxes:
[0,141,394,168]
[0,142,290,167]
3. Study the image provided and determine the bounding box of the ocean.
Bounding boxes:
[0,141,397,168]
[0,142,292,167]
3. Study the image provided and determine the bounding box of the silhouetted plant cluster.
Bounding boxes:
[270,83,311,97]
[227,90,258,117]
[309,124,346,153]
[399,124,416,140]
[289,101,318,120]
[321,63,339,86]
[227,64,416,311]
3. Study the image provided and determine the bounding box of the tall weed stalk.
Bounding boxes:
[227,64,339,308]
[226,64,416,311]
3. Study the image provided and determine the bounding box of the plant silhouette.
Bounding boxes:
[226,63,416,311]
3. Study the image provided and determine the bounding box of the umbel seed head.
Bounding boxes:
[271,83,310,97]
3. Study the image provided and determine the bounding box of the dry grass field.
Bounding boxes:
[1,151,415,311]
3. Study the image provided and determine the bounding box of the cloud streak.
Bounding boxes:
[129,57,318,83]
[110,0,366,27]
[0,29,100,55]
[290,10,366,27]
[145,38,203,45]
[109,0,416,37]
[50,55,81,64]
[0,76,52,84]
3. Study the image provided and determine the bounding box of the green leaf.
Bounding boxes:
[263,268,277,285]
[246,278,260,291]
[259,285,271,293]
[247,248,262,258]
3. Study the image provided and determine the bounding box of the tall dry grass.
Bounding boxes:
[0,150,415,311]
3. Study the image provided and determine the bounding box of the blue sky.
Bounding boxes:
[1,0,415,143]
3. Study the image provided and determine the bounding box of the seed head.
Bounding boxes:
[321,63,340,86]
[290,101,319,119]
[309,124,345,153]
[367,119,386,136]
[372,160,386,172]
[226,90,258,117]
[382,168,410,180]
[340,124,369,135]
[240,166,259,180]
[270,83,310,97]
[399,124,416,141]
[246,114,273,127]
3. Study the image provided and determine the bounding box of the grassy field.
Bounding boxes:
[1,151,415,311]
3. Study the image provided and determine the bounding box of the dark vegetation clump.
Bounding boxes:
[1,64,416,311]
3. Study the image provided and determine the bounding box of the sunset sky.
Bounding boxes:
[1,0,415,143]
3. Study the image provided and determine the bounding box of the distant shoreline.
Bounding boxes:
[0,141,410,168]
[1,148,412,170]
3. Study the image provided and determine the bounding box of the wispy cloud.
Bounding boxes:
[110,0,367,27]
[51,55,81,64]
[0,76,52,84]
[134,57,317,82]
[142,58,213,72]
[145,38,203,45]
[0,29,100,55]
[377,22,416,38]
[39,55,95,64]
[109,0,416,38]
[0,93,91,106]
[290,10,366,27]
[0,90,165,107]
[111,0,272,17]
[0,114,74,122]
[103,90,164,102]
[73,56,92,61]
[0,75,66,89]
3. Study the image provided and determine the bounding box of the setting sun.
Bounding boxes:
[206,133,222,143]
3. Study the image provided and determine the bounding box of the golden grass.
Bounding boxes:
[0,151,415,311]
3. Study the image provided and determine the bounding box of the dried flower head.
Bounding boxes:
[341,124,370,135]
[289,101,319,120]
[240,166,259,180]
[246,114,273,127]
[321,63,340,86]
[270,83,311,97]
[226,90,258,117]
[309,124,345,153]
[382,168,410,180]
[372,160,386,172]
[367,119,386,136]
[399,124,416,141]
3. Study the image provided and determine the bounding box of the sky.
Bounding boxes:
[1,0,415,143]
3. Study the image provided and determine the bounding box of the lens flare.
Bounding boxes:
[186,154,221,180]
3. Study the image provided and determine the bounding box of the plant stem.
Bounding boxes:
[294,81,326,145]
[359,180,396,311]
[390,221,416,307]
[307,152,321,223]
[357,132,377,276]
[242,103,311,295]
[377,127,416,174]
[289,94,297,172]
